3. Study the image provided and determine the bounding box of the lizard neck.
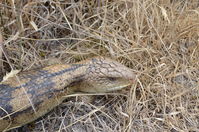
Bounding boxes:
[42,63,88,94]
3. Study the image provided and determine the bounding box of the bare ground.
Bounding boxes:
[0,0,199,132]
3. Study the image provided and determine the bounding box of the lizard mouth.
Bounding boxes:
[106,83,132,92]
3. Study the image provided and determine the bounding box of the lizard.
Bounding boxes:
[0,57,135,131]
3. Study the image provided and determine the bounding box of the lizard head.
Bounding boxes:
[70,57,136,93]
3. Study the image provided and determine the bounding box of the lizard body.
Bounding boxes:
[0,57,135,131]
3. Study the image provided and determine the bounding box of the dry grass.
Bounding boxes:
[0,0,199,132]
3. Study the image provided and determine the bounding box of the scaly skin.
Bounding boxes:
[0,57,135,131]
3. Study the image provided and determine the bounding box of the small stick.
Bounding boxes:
[0,31,12,75]
[0,31,3,71]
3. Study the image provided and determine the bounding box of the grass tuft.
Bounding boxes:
[0,0,198,131]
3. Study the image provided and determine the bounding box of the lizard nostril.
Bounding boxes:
[128,78,135,83]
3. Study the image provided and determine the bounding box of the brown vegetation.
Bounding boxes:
[0,0,198,131]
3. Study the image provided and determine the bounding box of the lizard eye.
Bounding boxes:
[107,77,117,81]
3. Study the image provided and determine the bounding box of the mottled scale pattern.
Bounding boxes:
[0,57,135,131]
